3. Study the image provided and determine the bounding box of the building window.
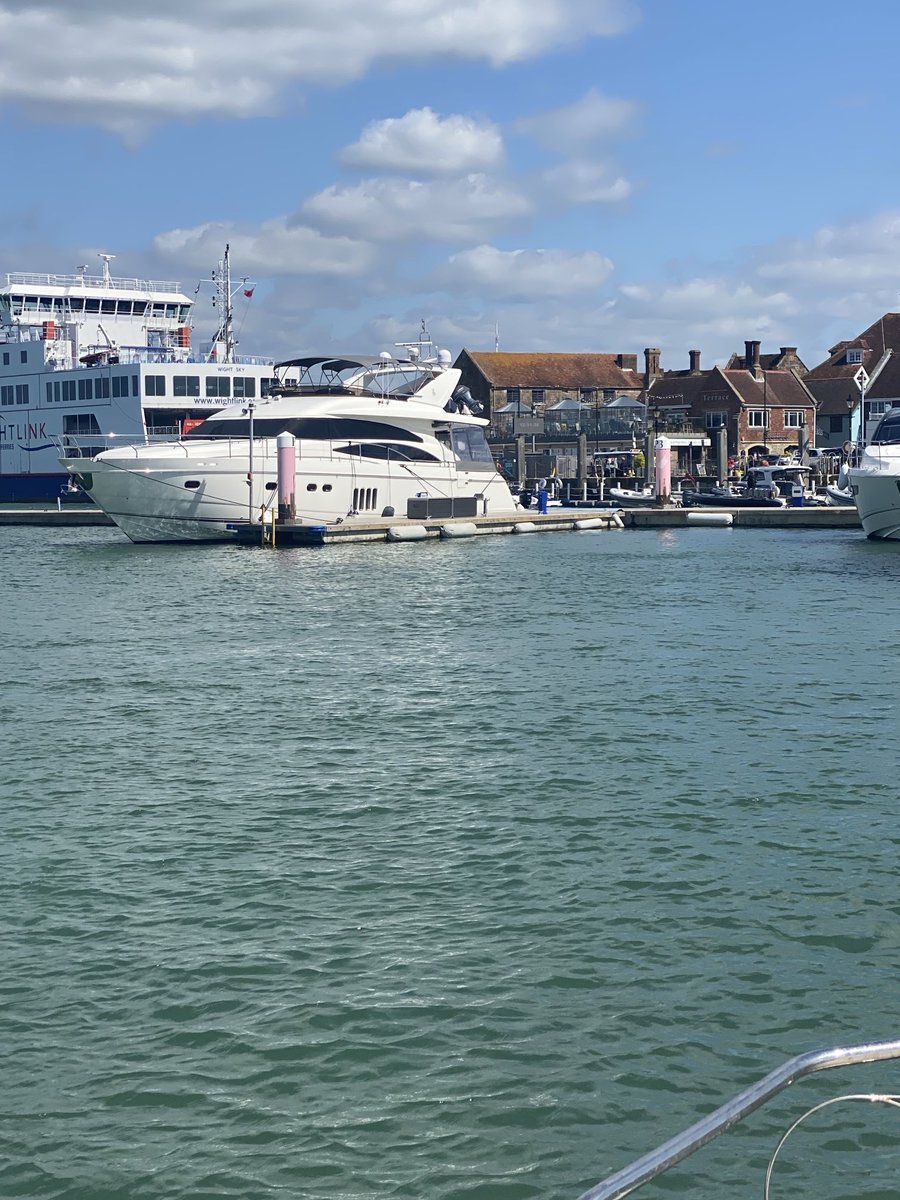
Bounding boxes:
[748,409,769,428]
[531,388,545,406]
[145,375,166,397]
[869,401,891,416]
[784,410,804,428]
[846,348,864,365]
[506,387,521,407]
[705,411,728,429]
[829,415,845,434]
[580,388,596,403]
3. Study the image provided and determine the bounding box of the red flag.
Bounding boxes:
[243,286,254,298]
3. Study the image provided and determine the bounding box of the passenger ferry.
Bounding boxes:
[0,247,273,502]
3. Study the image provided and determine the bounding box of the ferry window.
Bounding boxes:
[322,484,332,492]
[233,378,256,399]
[63,414,102,435]
[306,483,317,491]
[132,375,139,396]
[261,377,275,397]
[101,300,117,314]
[53,381,61,402]
[146,375,166,397]
[174,375,201,397]
[0,386,12,406]
[95,377,110,399]
[183,480,201,489]
[206,376,231,398]
[62,381,76,402]
[46,382,53,403]
[20,350,27,364]
[15,384,29,405]
[112,376,128,398]
[78,378,94,401]
[2,353,8,366]
[85,298,100,314]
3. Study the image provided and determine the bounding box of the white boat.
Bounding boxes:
[847,407,900,538]
[606,485,657,508]
[0,246,273,502]
[824,461,854,506]
[60,342,521,542]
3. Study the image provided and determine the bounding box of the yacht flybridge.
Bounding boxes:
[0,246,271,501]
[61,341,521,542]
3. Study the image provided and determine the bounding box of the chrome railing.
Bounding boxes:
[577,1039,900,1200]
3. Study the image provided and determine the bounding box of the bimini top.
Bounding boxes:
[272,350,452,400]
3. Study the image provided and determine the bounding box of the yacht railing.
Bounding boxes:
[577,1038,900,1200]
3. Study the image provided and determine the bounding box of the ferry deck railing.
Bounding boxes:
[577,1038,900,1200]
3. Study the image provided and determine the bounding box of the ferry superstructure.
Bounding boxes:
[0,248,272,501]
[60,345,521,543]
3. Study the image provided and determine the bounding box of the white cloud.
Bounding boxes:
[154,219,377,278]
[0,0,639,134]
[341,108,504,176]
[515,87,640,152]
[440,245,614,300]
[541,160,632,204]
[301,175,533,243]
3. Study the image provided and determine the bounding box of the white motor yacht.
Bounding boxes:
[847,406,900,538]
[60,344,520,542]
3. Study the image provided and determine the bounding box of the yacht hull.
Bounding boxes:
[64,448,517,543]
[848,470,900,539]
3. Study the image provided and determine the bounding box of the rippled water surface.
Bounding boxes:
[2,524,899,1200]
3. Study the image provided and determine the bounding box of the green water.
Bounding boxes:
[1,525,898,1200]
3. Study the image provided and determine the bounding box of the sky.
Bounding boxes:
[2,0,900,369]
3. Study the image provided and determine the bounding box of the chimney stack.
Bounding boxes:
[689,349,701,374]
[643,346,661,387]
[745,339,762,379]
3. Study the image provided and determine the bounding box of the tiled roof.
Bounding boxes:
[722,369,813,407]
[807,311,900,383]
[460,351,643,390]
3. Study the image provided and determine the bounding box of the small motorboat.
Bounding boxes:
[607,485,657,508]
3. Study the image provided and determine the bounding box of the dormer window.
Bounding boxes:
[847,348,864,365]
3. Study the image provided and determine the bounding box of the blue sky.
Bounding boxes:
[2,0,899,368]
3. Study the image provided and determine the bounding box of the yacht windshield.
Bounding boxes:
[450,425,495,465]
[871,407,900,445]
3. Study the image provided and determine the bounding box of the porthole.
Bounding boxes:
[264,481,277,491]
[184,480,201,489]
[306,483,317,492]
[322,484,332,492]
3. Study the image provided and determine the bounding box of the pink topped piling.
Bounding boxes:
[655,436,672,504]
[277,432,296,521]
